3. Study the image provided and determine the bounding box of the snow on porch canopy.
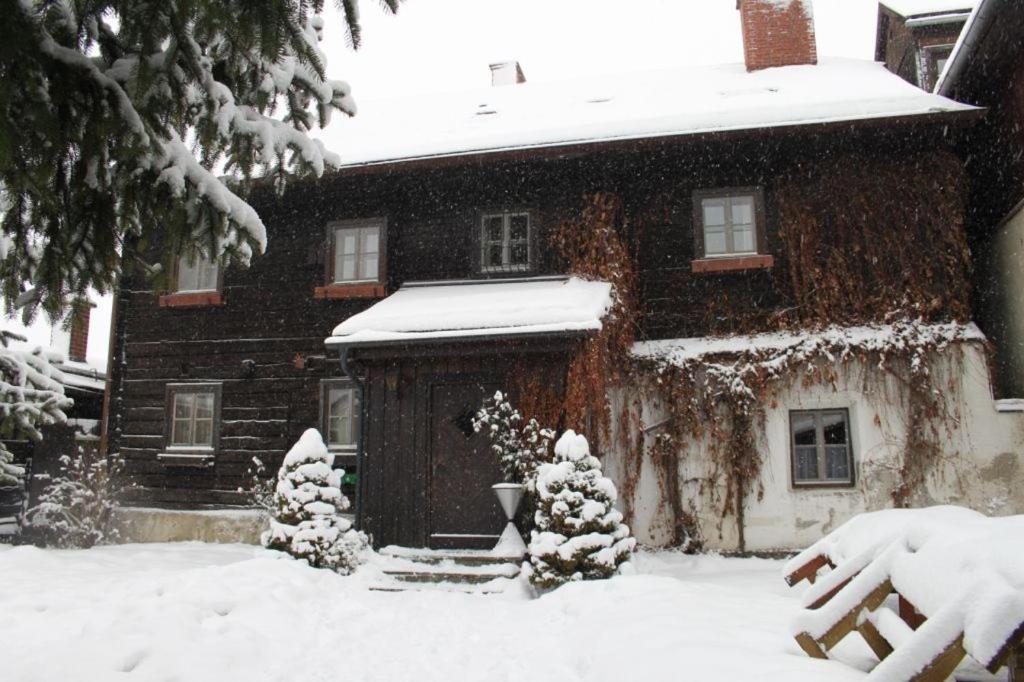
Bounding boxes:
[317,58,978,168]
[326,276,613,347]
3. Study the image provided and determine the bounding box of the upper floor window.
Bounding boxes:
[176,253,219,293]
[165,383,222,452]
[790,409,854,487]
[921,44,954,92]
[694,189,764,259]
[481,211,530,273]
[332,220,382,284]
[322,381,359,453]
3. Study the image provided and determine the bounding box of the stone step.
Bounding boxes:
[383,568,516,585]
[368,581,509,595]
[380,545,524,568]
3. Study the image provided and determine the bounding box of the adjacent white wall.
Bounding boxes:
[991,203,1024,397]
[606,341,1024,552]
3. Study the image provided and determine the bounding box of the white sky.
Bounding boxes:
[321,0,880,101]
[2,0,882,371]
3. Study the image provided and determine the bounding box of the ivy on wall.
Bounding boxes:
[509,150,977,551]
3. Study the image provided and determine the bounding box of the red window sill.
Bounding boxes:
[314,283,386,300]
[159,292,224,308]
[691,254,774,274]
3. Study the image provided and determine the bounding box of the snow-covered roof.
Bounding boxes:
[317,58,977,169]
[327,277,612,346]
[633,321,985,366]
[880,0,976,17]
[56,361,106,393]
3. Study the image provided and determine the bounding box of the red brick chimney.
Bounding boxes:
[68,302,90,363]
[737,0,817,72]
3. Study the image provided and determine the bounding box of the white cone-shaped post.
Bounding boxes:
[491,483,526,558]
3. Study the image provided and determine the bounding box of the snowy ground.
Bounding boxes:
[0,543,872,682]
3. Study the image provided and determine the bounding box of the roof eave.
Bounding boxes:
[329,107,984,177]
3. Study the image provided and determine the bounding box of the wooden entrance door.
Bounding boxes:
[428,378,505,549]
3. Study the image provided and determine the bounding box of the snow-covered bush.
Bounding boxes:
[263,429,368,574]
[25,447,120,548]
[527,430,636,589]
[238,456,275,514]
[0,446,23,489]
[473,391,554,485]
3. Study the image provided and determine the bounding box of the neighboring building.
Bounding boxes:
[934,0,1024,398]
[105,0,1023,551]
[0,306,105,538]
[876,0,977,91]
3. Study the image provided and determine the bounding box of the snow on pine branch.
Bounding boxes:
[1,1,387,316]
[0,330,72,443]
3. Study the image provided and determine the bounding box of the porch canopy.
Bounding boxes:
[326,276,612,348]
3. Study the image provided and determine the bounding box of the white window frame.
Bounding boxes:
[480,211,531,273]
[790,409,854,487]
[176,253,220,293]
[331,221,383,285]
[698,193,759,259]
[321,381,359,453]
[919,43,955,92]
[165,383,221,453]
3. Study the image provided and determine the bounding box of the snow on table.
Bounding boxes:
[785,507,1024,680]
[328,276,612,346]
[0,543,865,682]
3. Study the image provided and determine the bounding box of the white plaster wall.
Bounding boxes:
[606,341,1024,552]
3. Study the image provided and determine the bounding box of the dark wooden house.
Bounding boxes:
[105,0,1005,550]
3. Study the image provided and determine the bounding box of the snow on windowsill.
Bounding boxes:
[157,451,215,468]
[159,291,224,308]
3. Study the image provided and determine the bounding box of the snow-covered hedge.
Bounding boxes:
[25,448,119,548]
[527,431,635,589]
[263,429,368,573]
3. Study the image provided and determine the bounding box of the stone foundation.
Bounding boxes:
[113,507,266,544]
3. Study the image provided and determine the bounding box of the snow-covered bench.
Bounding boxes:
[785,507,1024,681]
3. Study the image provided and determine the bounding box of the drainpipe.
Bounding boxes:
[338,344,367,531]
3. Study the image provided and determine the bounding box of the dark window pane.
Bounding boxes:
[486,244,503,267]
[509,214,528,240]
[822,413,848,445]
[792,414,817,446]
[794,446,819,481]
[485,217,504,242]
[510,243,528,266]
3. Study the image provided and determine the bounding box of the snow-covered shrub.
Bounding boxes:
[238,456,275,514]
[473,391,554,485]
[527,430,636,590]
[25,447,120,548]
[263,429,368,574]
[0,446,23,489]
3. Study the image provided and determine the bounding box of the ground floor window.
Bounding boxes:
[322,381,359,453]
[790,409,853,486]
[165,383,222,452]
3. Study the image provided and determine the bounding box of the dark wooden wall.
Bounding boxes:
[106,122,964,508]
